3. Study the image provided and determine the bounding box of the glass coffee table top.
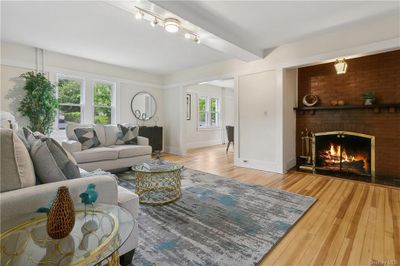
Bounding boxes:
[0,204,134,266]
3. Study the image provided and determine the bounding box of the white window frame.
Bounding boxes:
[91,79,116,125]
[55,74,85,130]
[198,96,220,130]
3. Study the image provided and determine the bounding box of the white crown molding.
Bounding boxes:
[1,58,165,89]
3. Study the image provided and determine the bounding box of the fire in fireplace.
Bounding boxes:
[313,131,375,181]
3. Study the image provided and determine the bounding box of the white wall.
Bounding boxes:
[1,42,165,141]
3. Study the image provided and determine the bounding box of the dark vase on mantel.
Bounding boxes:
[47,186,75,239]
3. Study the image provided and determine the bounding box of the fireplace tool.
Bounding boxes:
[299,129,313,172]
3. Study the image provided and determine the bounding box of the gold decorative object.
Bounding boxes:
[47,186,75,239]
[302,94,319,107]
[330,100,338,106]
[135,163,183,205]
[338,100,345,106]
[0,204,134,266]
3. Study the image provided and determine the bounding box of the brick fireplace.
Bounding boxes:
[296,50,400,184]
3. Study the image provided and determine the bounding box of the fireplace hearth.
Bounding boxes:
[313,131,375,181]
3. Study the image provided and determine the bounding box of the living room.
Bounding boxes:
[1,1,399,265]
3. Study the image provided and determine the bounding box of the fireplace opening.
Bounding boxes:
[313,131,375,181]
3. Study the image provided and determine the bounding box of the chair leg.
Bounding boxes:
[226,141,231,153]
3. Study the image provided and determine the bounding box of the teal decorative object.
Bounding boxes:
[36,192,56,214]
[79,184,98,206]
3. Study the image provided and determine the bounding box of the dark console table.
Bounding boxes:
[139,126,163,153]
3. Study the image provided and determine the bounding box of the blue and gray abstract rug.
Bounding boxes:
[117,168,316,266]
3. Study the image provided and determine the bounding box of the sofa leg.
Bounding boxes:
[120,249,135,266]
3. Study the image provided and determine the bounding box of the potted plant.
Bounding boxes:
[361,91,376,106]
[18,72,58,135]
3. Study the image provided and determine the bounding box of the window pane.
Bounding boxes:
[94,83,112,106]
[58,79,81,104]
[199,111,206,128]
[210,98,218,112]
[58,105,80,129]
[198,97,206,112]
[211,112,219,127]
[94,107,111,124]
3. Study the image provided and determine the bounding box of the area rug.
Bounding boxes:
[117,168,316,266]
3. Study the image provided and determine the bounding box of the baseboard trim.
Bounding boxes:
[235,158,283,174]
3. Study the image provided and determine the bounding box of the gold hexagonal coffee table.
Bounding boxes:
[134,161,183,205]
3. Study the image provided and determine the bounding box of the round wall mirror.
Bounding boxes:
[130,92,157,121]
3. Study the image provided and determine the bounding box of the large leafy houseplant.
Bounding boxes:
[18,72,58,134]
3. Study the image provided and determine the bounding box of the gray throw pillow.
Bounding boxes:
[116,124,139,145]
[30,138,81,184]
[74,127,101,150]
[17,127,45,151]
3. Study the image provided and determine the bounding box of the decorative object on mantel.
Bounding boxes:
[330,100,338,106]
[186,94,192,120]
[47,186,75,239]
[302,94,319,107]
[361,91,376,105]
[334,58,347,74]
[338,100,345,106]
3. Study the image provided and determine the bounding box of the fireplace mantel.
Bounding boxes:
[294,103,400,114]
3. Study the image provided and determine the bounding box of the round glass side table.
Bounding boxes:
[0,204,134,266]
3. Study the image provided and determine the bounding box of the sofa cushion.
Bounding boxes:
[0,129,36,192]
[117,186,139,219]
[94,124,106,146]
[30,138,81,184]
[116,124,139,145]
[73,147,119,163]
[103,125,119,146]
[74,127,101,150]
[109,145,152,159]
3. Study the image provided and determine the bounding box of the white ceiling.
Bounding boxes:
[1,1,399,75]
[155,1,399,58]
[1,1,230,74]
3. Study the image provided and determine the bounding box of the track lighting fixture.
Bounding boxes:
[134,7,200,44]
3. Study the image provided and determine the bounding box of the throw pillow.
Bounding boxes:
[17,127,45,151]
[116,124,139,145]
[0,129,36,192]
[74,127,101,150]
[30,138,81,184]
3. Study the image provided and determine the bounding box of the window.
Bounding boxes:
[198,96,220,129]
[93,81,114,124]
[57,78,83,129]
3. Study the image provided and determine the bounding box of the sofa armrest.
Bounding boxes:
[62,140,82,153]
[137,136,149,146]
[1,175,118,224]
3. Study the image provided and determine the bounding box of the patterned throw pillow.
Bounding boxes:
[30,138,81,183]
[116,124,139,145]
[74,127,101,150]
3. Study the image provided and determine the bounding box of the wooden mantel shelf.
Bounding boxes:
[294,103,400,114]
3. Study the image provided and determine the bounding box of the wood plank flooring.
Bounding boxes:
[163,145,400,266]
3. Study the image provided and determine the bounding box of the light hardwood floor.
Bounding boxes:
[163,144,400,266]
